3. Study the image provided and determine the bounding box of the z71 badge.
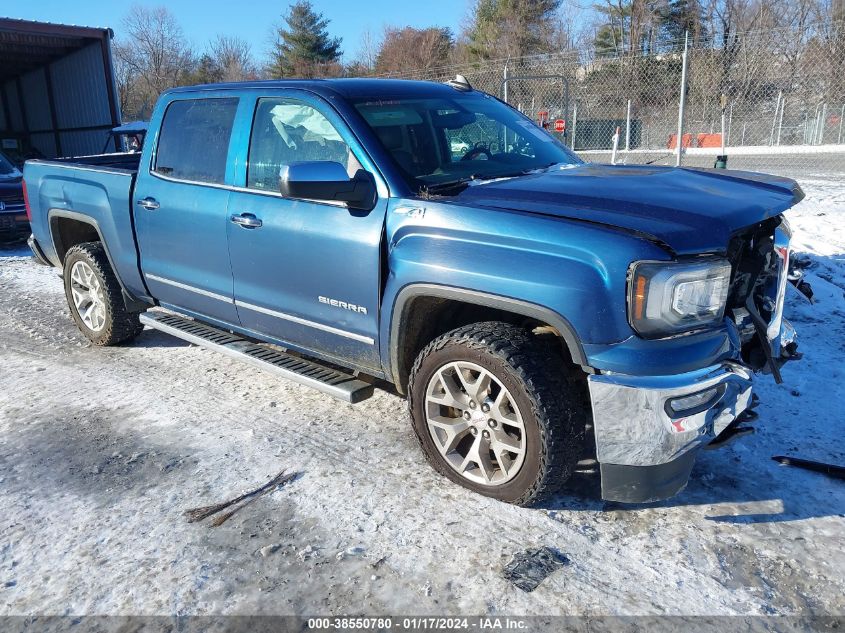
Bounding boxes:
[319,296,368,315]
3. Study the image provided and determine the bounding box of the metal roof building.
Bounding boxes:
[0,17,121,159]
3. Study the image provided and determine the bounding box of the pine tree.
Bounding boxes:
[660,0,704,49]
[189,54,224,85]
[465,0,562,60]
[592,2,631,58]
[269,1,342,78]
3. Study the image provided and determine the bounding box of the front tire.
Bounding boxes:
[63,242,143,346]
[408,322,584,506]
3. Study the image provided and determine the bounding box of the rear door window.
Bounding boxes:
[153,97,239,184]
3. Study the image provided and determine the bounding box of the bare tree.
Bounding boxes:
[113,41,137,119]
[550,0,592,51]
[355,28,382,72]
[209,35,257,81]
[375,27,453,75]
[114,5,194,119]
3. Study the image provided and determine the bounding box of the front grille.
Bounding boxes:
[0,189,23,205]
[726,215,790,371]
[726,216,782,311]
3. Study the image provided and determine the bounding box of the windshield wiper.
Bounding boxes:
[421,164,559,196]
[421,177,477,195]
[525,161,560,174]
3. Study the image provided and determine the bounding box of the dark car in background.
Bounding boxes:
[0,150,28,242]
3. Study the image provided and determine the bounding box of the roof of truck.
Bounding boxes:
[165,78,476,100]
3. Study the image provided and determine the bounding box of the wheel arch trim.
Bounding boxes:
[47,209,149,311]
[387,283,589,388]
[48,209,105,263]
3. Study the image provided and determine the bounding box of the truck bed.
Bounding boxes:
[49,151,142,173]
[24,153,149,303]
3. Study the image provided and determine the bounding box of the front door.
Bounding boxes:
[134,95,240,324]
[226,94,385,371]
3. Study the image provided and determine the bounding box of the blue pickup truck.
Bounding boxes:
[23,78,804,505]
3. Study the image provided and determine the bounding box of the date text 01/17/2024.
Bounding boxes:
[306,616,529,629]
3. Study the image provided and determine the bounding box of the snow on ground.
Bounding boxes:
[0,179,843,618]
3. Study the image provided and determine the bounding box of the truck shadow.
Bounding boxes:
[130,328,191,348]
[547,441,845,524]
[0,241,33,257]
[0,403,195,499]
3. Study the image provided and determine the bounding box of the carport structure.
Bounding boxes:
[0,17,121,160]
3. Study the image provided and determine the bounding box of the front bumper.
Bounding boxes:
[0,210,30,242]
[588,361,754,503]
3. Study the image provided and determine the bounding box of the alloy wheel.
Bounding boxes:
[69,260,107,332]
[424,361,526,486]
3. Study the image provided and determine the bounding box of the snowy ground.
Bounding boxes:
[0,179,843,618]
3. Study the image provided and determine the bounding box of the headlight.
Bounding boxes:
[628,259,732,337]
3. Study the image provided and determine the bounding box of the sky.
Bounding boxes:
[4,0,471,62]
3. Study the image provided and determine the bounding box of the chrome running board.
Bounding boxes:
[140,311,375,404]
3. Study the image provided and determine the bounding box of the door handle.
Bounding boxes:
[230,213,263,229]
[136,197,160,210]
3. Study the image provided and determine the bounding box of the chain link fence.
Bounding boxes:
[379,22,845,181]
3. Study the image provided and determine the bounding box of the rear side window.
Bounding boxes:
[153,98,239,184]
[247,97,351,192]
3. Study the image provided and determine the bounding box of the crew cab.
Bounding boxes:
[24,78,804,505]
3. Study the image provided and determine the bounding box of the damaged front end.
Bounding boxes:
[726,216,807,381]
[588,213,811,504]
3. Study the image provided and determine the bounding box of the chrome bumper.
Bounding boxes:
[588,362,754,467]
[588,361,754,502]
[588,223,799,503]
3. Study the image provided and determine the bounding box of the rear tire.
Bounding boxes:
[408,321,584,506]
[63,242,144,346]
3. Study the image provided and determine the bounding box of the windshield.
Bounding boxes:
[353,92,580,193]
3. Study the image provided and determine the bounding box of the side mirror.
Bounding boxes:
[279,161,377,211]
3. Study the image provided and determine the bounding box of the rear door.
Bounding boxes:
[225,92,387,371]
[134,95,241,324]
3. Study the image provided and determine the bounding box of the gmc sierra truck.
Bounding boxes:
[23,78,804,505]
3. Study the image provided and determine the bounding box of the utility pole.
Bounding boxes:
[769,91,782,146]
[611,126,621,165]
[716,94,728,168]
[503,63,509,149]
[675,31,689,167]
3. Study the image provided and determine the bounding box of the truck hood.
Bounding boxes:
[455,163,804,254]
